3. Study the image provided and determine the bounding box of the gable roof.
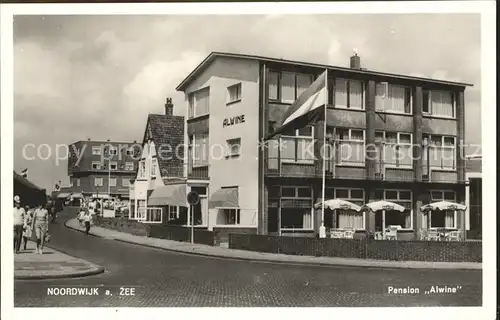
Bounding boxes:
[14,171,44,191]
[141,113,185,179]
[176,51,473,92]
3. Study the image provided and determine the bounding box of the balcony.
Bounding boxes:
[188,165,209,180]
[265,157,465,184]
[264,157,366,180]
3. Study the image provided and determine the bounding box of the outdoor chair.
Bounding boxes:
[343,230,354,239]
[427,230,440,241]
[385,228,397,240]
[447,229,462,241]
[419,229,428,241]
[330,230,345,239]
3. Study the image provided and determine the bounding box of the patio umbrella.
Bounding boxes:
[360,200,406,212]
[420,201,467,212]
[314,199,362,211]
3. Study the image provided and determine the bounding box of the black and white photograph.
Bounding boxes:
[1,1,496,318]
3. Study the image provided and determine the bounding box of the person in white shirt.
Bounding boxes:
[13,196,26,254]
[83,211,92,235]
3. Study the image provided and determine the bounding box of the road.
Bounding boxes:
[15,211,482,307]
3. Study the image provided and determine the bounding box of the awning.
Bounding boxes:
[148,184,187,207]
[209,187,238,209]
[57,192,71,199]
[71,193,83,198]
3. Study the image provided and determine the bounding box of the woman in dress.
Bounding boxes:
[22,206,34,250]
[31,204,49,254]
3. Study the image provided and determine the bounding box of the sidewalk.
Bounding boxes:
[65,218,482,270]
[14,241,105,280]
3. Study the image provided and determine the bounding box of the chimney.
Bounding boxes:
[350,49,361,69]
[165,97,173,116]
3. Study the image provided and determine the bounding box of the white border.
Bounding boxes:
[1,1,496,319]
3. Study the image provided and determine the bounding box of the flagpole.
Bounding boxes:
[320,69,328,238]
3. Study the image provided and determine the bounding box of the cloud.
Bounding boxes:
[12,14,481,190]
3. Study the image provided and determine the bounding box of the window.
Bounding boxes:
[333,128,365,166]
[188,87,210,118]
[280,186,313,230]
[226,138,241,157]
[427,190,457,228]
[92,161,102,170]
[109,178,117,187]
[376,83,412,114]
[69,180,73,187]
[334,78,364,109]
[109,161,118,171]
[138,161,146,179]
[268,71,314,103]
[423,134,456,170]
[191,134,209,166]
[145,207,162,223]
[136,200,146,220]
[168,206,178,221]
[423,90,455,118]
[219,209,239,225]
[375,131,413,168]
[76,179,80,187]
[94,177,103,187]
[151,158,158,177]
[280,126,315,164]
[125,162,134,171]
[122,179,129,187]
[324,188,365,229]
[92,146,102,155]
[106,146,117,156]
[191,186,207,195]
[126,147,134,156]
[227,83,242,104]
[374,189,413,230]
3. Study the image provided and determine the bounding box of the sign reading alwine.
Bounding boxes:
[223,115,245,128]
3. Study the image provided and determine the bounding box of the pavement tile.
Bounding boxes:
[65,218,481,270]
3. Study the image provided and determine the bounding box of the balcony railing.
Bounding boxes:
[265,157,466,183]
[188,165,209,180]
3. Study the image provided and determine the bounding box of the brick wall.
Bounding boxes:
[229,234,482,262]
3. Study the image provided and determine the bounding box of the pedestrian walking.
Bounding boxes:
[22,205,34,250]
[32,204,49,254]
[83,211,92,235]
[13,196,26,254]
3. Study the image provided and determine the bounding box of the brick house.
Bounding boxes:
[129,98,210,227]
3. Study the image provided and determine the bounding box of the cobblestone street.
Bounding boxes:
[14,213,482,307]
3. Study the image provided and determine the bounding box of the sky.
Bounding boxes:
[13,14,481,191]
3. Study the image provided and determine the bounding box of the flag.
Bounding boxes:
[21,168,28,178]
[266,70,327,140]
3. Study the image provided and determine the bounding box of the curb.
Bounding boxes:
[64,219,482,271]
[14,266,105,280]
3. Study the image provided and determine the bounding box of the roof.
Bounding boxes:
[466,158,482,173]
[141,113,185,179]
[70,140,138,146]
[176,51,474,92]
[465,153,482,159]
[13,171,44,191]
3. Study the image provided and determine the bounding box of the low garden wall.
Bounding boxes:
[148,224,215,246]
[212,227,257,246]
[228,234,482,263]
[94,217,151,237]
